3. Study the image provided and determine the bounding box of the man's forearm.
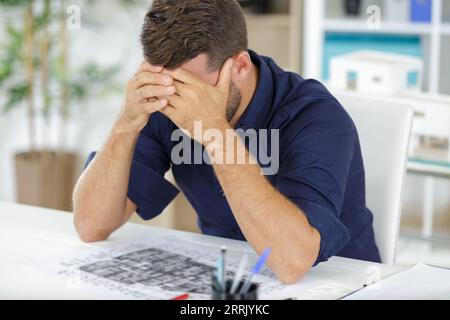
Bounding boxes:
[209,131,321,284]
[72,61,175,242]
[72,116,140,241]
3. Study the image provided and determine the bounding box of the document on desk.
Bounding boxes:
[50,235,360,300]
[344,263,450,300]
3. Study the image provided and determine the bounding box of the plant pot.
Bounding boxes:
[344,0,362,16]
[14,150,77,211]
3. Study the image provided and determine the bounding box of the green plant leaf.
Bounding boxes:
[0,0,31,7]
[0,59,13,85]
[1,0,129,121]
[3,84,28,113]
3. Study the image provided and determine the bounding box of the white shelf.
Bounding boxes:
[303,0,449,94]
[324,19,433,35]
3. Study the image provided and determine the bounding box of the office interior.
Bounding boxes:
[1,0,450,282]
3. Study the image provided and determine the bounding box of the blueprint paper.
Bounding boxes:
[55,236,360,300]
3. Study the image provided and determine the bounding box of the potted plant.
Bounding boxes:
[0,0,121,210]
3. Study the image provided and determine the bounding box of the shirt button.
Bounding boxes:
[219,189,226,197]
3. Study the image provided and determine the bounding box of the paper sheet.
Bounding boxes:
[54,235,354,300]
[344,263,450,300]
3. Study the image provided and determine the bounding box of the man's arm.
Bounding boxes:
[160,60,320,284]
[72,123,139,242]
[209,134,321,284]
[72,62,175,242]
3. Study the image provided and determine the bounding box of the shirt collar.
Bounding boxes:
[235,50,274,131]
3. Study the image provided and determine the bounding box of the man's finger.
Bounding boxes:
[133,72,173,89]
[139,98,168,114]
[166,93,183,107]
[172,80,189,96]
[164,68,199,85]
[139,60,163,73]
[137,85,176,101]
[217,58,234,91]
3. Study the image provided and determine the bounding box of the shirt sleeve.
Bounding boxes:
[275,98,354,264]
[127,120,179,220]
[84,117,179,221]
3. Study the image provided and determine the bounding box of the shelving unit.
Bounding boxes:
[303,0,450,95]
[244,0,448,93]
[300,1,450,245]
[324,20,434,35]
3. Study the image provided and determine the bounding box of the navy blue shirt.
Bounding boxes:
[87,50,381,265]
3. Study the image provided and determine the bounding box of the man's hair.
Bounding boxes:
[141,0,248,71]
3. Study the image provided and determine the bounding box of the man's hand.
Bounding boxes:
[118,61,176,133]
[161,59,234,139]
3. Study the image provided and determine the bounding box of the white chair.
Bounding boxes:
[335,93,414,265]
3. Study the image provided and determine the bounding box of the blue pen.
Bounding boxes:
[239,248,272,295]
[215,256,223,291]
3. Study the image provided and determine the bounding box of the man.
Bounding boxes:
[73,0,381,284]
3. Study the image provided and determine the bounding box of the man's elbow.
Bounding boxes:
[275,259,312,285]
[76,228,109,243]
[275,238,320,284]
[73,211,110,243]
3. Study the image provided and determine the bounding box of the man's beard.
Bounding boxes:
[226,82,242,123]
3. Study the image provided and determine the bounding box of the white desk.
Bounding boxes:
[0,201,403,300]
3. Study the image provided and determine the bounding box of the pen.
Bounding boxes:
[230,255,248,295]
[221,246,227,292]
[170,293,189,300]
[212,273,222,291]
[215,256,223,291]
[239,248,272,295]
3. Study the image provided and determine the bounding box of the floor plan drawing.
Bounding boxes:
[79,247,227,295]
[57,237,242,299]
[55,236,353,300]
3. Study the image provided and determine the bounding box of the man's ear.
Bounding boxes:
[232,51,252,82]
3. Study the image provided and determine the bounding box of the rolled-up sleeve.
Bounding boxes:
[275,99,355,264]
[84,119,179,221]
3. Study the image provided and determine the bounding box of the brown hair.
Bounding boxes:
[141,0,248,71]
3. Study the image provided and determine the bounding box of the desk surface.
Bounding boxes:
[0,201,403,300]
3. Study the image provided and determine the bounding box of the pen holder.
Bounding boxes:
[211,277,259,300]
